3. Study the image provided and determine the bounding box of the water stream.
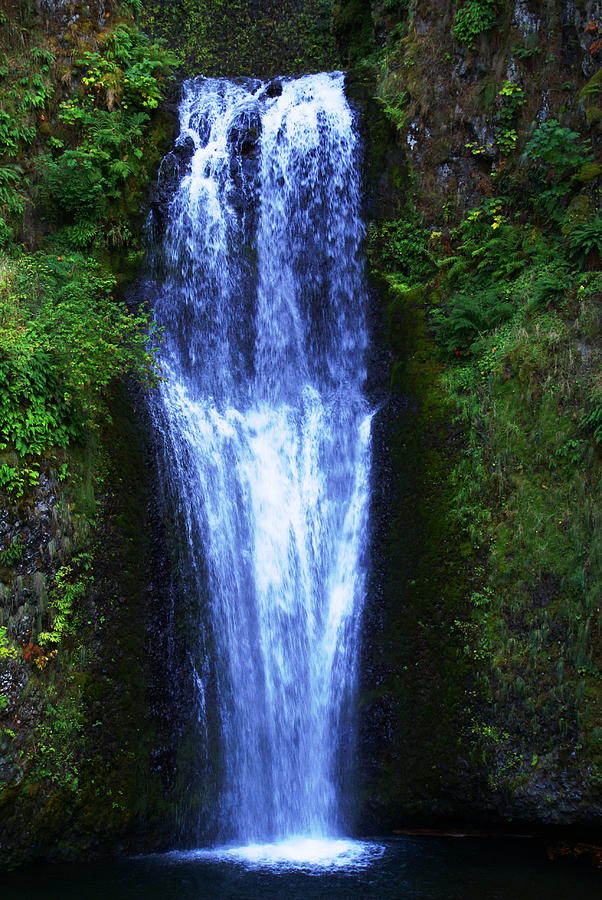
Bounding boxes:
[150,73,372,862]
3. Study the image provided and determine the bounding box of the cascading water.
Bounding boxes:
[151,72,374,865]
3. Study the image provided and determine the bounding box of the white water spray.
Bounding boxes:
[152,73,372,862]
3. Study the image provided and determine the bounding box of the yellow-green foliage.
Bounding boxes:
[38,554,93,647]
[0,625,18,660]
[0,253,160,456]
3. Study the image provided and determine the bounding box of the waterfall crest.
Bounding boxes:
[152,73,372,848]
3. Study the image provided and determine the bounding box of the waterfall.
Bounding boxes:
[151,73,372,855]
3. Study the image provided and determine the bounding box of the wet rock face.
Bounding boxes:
[151,110,263,233]
[341,0,602,222]
[0,388,182,868]
[0,459,85,645]
[150,141,193,233]
[172,135,196,167]
[37,0,107,27]
[0,459,89,833]
[227,111,262,218]
[259,79,284,100]
[228,113,262,160]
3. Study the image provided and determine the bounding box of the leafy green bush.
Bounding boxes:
[0,463,39,497]
[523,120,593,177]
[0,165,26,217]
[0,253,160,455]
[0,110,35,155]
[40,104,152,224]
[42,151,107,218]
[453,0,498,49]
[38,555,93,646]
[529,264,573,309]
[445,207,528,288]
[35,24,175,229]
[370,218,435,284]
[0,316,76,455]
[78,23,177,111]
[55,222,101,250]
[0,14,174,458]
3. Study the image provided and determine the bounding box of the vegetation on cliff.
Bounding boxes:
[0,0,177,864]
[343,0,602,825]
[2,0,602,867]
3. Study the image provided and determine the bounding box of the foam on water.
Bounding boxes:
[163,838,384,872]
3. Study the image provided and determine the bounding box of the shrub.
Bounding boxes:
[453,0,498,49]
[41,151,107,218]
[0,253,160,455]
[38,556,92,647]
[529,265,573,309]
[35,23,175,229]
[370,218,435,284]
[523,120,593,177]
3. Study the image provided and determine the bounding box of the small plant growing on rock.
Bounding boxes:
[523,120,593,177]
[453,0,498,49]
[0,626,18,659]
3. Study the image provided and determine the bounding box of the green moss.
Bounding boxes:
[361,268,479,823]
[142,0,339,77]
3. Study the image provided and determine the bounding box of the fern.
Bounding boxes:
[56,222,101,250]
[0,165,21,186]
[435,289,514,354]
[567,218,602,264]
[0,111,35,153]
[0,167,26,216]
[581,395,602,443]
[110,158,135,180]
[529,265,572,309]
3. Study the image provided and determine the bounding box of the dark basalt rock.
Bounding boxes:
[228,111,262,156]
[259,79,284,100]
[172,135,196,165]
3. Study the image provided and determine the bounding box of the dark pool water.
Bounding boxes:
[2,837,601,900]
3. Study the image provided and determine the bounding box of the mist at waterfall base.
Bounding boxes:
[150,72,372,867]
